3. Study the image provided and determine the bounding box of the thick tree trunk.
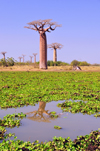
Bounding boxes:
[34,56,36,63]
[53,48,57,62]
[39,32,47,69]
[3,55,5,61]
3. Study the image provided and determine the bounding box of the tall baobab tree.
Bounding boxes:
[18,57,22,62]
[24,19,61,69]
[22,54,26,62]
[1,52,7,61]
[29,56,33,63]
[48,43,63,62]
[33,53,37,63]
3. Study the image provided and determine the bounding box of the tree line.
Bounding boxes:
[0,58,99,67]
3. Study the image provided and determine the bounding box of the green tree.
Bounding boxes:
[71,60,79,66]
[6,57,15,66]
[0,58,7,66]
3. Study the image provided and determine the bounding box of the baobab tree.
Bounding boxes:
[24,19,61,69]
[22,54,26,62]
[18,57,22,62]
[1,52,7,61]
[29,56,33,63]
[33,53,37,63]
[48,43,63,62]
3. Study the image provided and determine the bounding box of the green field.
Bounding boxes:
[0,71,100,150]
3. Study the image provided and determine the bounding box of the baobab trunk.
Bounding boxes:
[34,56,36,63]
[39,32,47,69]
[53,48,57,62]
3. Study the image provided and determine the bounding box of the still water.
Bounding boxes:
[0,100,100,143]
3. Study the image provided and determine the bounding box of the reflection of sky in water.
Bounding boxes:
[0,100,100,143]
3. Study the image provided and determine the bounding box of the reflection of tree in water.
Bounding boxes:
[26,102,56,123]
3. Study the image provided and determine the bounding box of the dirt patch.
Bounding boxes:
[0,65,100,72]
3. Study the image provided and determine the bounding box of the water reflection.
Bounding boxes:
[26,102,56,122]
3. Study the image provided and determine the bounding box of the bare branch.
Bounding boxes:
[24,19,61,33]
[24,26,38,31]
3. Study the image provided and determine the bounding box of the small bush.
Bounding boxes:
[71,60,80,66]
[79,61,90,66]
[6,57,15,66]
[0,59,7,67]
[47,60,69,66]
[71,60,90,66]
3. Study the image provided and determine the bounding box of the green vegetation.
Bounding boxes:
[47,60,69,66]
[0,72,100,111]
[57,100,100,115]
[0,130,100,150]
[0,71,100,150]
[54,125,62,130]
[0,126,6,140]
[71,60,90,66]
[94,113,100,117]
[50,111,56,114]
[0,57,16,67]
[0,112,26,141]
[0,112,26,128]
[50,114,59,118]
[50,111,59,118]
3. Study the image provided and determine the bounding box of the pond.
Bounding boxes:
[0,100,100,143]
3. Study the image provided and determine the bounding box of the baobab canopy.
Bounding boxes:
[48,43,63,50]
[24,19,61,69]
[24,19,61,33]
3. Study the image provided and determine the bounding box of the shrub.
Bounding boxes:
[0,59,7,67]
[47,61,69,66]
[71,60,80,66]
[71,60,90,66]
[79,61,90,66]
[6,57,15,66]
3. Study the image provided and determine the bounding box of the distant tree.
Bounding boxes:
[1,52,7,61]
[22,54,26,62]
[18,57,22,62]
[71,60,80,66]
[29,56,33,63]
[71,60,90,66]
[24,19,61,69]
[0,58,7,66]
[48,43,63,62]
[33,53,37,63]
[79,61,90,66]
[6,57,15,66]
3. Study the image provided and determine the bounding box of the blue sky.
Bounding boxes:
[0,0,100,64]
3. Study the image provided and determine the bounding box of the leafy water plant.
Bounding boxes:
[50,111,59,118]
[0,130,100,150]
[0,126,6,140]
[50,114,59,118]
[57,100,100,115]
[94,113,100,117]
[0,71,100,149]
[0,112,26,128]
[54,125,62,130]
[50,111,56,115]
[0,72,100,110]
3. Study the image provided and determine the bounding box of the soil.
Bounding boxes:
[0,66,100,72]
